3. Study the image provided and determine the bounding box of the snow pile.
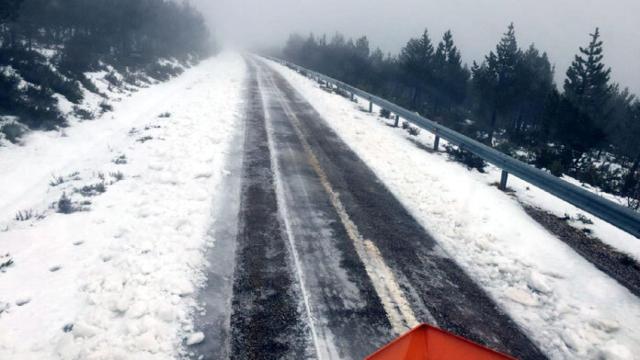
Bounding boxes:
[269,59,640,359]
[0,53,246,358]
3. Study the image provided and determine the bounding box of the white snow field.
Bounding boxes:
[268,59,640,360]
[0,53,246,359]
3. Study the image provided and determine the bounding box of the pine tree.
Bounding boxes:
[433,30,469,113]
[564,28,613,122]
[472,23,521,144]
[513,44,554,140]
[399,29,435,109]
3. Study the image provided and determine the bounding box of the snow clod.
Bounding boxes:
[185,332,205,346]
[15,297,31,306]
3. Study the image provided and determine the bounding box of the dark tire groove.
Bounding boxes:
[228,61,311,360]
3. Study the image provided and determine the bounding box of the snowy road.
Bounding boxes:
[192,57,544,359]
[3,52,640,359]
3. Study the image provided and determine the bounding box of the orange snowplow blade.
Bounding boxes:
[365,324,516,360]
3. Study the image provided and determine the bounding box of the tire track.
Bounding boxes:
[227,61,313,360]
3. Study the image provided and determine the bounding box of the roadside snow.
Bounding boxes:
[268,59,640,360]
[0,53,246,359]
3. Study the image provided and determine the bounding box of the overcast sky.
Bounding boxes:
[192,0,640,95]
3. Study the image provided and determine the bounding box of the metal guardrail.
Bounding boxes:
[266,56,640,239]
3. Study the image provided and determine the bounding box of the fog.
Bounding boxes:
[193,0,640,94]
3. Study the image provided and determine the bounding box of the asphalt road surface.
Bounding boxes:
[192,57,546,360]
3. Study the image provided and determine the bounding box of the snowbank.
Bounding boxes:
[268,59,640,360]
[0,53,246,359]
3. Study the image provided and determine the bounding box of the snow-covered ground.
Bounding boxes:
[268,59,640,359]
[0,53,246,359]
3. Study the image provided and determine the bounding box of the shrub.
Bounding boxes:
[146,62,183,81]
[401,121,410,130]
[110,171,124,181]
[534,146,567,177]
[21,85,66,129]
[49,174,65,187]
[104,72,122,87]
[15,210,34,221]
[75,74,102,96]
[380,108,391,119]
[99,101,113,113]
[73,106,95,120]
[112,154,127,164]
[406,125,421,136]
[0,67,66,131]
[0,120,27,143]
[57,192,77,214]
[445,144,487,172]
[0,253,13,271]
[75,183,106,197]
[576,213,594,225]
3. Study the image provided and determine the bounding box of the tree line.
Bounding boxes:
[0,0,211,137]
[1,0,210,70]
[282,25,640,208]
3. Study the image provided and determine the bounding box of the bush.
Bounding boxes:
[75,183,106,197]
[110,171,124,181]
[57,192,77,214]
[69,73,103,96]
[104,72,122,87]
[112,154,127,164]
[99,101,113,113]
[10,54,83,104]
[0,120,27,143]
[0,67,65,131]
[445,144,487,172]
[380,108,391,119]
[15,210,34,221]
[73,106,95,120]
[146,62,183,81]
[534,146,567,176]
[406,125,421,136]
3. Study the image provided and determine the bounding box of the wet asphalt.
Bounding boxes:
[191,57,547,360]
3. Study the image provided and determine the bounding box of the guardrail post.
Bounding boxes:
[499,170,509,191]
[394,114,400,127]
[433,135,440,151]
[368,98,373,113]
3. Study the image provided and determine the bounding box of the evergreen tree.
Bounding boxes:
[564,28,613,122]
[513,44,554,141]
[472,23,521,144]
[399,29,435,109]
[433,30,470,113]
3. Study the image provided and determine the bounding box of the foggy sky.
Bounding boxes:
[193,0,640,95]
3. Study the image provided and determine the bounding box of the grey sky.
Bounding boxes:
[193,0,640,95]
